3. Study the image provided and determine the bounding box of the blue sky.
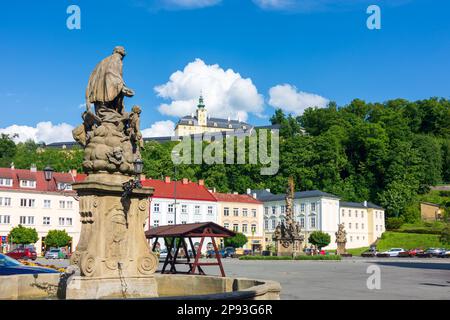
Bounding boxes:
[0,0,449,142]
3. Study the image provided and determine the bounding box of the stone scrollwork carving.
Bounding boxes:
[137,254,158,275]
[80,253,97,277]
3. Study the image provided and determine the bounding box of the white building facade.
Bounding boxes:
[252,189,385,250]
[0,167,82,255]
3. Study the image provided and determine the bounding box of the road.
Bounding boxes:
[36,257,450,300]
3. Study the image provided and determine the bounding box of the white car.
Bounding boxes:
[380,248,406,257]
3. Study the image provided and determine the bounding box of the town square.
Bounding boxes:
[0,0,449,306]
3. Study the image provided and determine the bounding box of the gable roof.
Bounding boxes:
[340,201,384,210]
[212,192,262,204]
[141,179,217,202]
[0,167,80,194]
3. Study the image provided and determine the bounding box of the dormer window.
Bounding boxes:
[188,120,193,125]
[228,124,232,129]
[20,180,36,188]
[243,126,247,130]
[57,182,72,191]
[214,122,217,127]
[0,178,12,187]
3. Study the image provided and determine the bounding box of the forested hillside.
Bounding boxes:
[1,97,449,222]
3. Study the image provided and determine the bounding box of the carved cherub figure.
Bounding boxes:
[128,105,144,157]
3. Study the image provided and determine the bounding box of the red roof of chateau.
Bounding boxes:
[0,167,84,194]
[141,178,217,202]
[212,192,262,204]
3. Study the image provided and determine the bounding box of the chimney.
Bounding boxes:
[246,188,251,195]
[30,164,37,173]
[165,176,171,183]
[10,162,15,170]
[182,178,189,185]
[198,179,204,186]
[265,188,271,193]
[213,187,216,193]
[70,169,78,178]
[252,193,257,199]
[140,174,146,181]
[363,201,368,207]
[233,192,238,195]
[227,116,231,122]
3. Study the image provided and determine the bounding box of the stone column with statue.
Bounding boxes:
[273,177,304,257]
[66,46,158,299]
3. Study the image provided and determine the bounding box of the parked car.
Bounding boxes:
[0,253,58,275]
[377,248,406,257]
[223,247,236,258]
[398,248,423,257]
[361,248,377,257]
[437,249,450,258]
[44,248,68,259]
[6,247,37,261]
[159,249,168,261]
[423,248,446,257]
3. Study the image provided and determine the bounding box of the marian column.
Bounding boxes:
[66,47,158,299]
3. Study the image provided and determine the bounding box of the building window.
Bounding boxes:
[355,211,358,218]
[242,209,248,217]
[67,201,73,209]
[224,223,229,229]
[300,203,305,212]
[66,218,73,226]
[0,178,13,186]
[355,223,359,229]
[349,223,352,229]
[168,204,174,213]
[153,220,159,227]
[153,203,160,212]
[242,224,248,233]
[271,219,276,229]
[310,215,316,229]
[43,217,50,225]
[168,220,174,225]
[20,216,26,224]
[341,209,345,217]
[182,205,187,214]
[233,208,239,217]
[20,199,35,208]
[362,223,365,229]
[44,200,51,209]
[299,215,305,228]
[264,207,269,215]
[251,224,257,234]
[311,203,316,212]
[280,206,285,214]
[0,215,11,224]
[59,217,65,226]
[233,224,239,232]
[224,207,230,216]
[348,210,351,217]
[357,236,359,240]
[375,212,378,218]
[181,221,187,224]
[350,236,353,242]
[271,206,276,215]
[27,216,34,225]
[252,209,257,217]
[0,197,11,207]
[207,206,213,215]
[57,182,72,190]
[264,219,269,230]
[59,201,65,209]
[20,180,36,188]
[194,205,200,215]
[361,211,364,218]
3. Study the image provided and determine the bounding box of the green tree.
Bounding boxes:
[224,232,248,249]
[44,230,72,248]
[0,134,17,167]
[440,223,450,245]
[308,231,331,250]
[8,225,38,245]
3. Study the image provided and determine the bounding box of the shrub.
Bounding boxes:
[308,231,331,250]
[239,255,293,260]
[294,255,341,261]
[386,217,404,230]
[239,255,341,261]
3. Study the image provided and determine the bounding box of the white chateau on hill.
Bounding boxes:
[174,95,253,137]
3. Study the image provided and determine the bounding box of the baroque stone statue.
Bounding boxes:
[335,223,347,255]
[72,46,142,176]
[67,47,158,299]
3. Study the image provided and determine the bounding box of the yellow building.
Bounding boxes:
[420,202,444,222]
[213,192,265,252]
[174,96,252,137]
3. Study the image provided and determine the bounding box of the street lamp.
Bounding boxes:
[134,158,144,176]
[122,159,144,197]
[43,166,54,182]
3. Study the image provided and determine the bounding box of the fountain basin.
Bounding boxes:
[0,273,281,300]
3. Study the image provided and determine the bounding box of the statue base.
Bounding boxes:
[65,276,158,299]
[274,238,303,257]
[336,242,347,255]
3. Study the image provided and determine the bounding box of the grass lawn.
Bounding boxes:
[239,255,341,261]
[377,231,448,251]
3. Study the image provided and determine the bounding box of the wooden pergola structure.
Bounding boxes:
[145,222,236,277]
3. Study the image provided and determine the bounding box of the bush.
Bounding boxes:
[294,255,341,261]
[224,233,248,249]
[239,255,341,261]
[239,255,293,260]
[308,231,331,250]
[440,223,450,245]
[386,217,404,230]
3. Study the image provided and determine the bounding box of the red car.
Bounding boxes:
[6,247,37,261]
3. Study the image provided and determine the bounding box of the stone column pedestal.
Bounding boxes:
[66,173,159,299]
[275,238,304,257]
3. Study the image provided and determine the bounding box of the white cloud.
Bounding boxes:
[268,84,329,115]
[135,0,221,10]
[252,0,295,10]
[155,58,264,122]
[141,120,175,137]
[0,122,75,144]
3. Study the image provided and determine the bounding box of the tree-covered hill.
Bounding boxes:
[1,97,449,222]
